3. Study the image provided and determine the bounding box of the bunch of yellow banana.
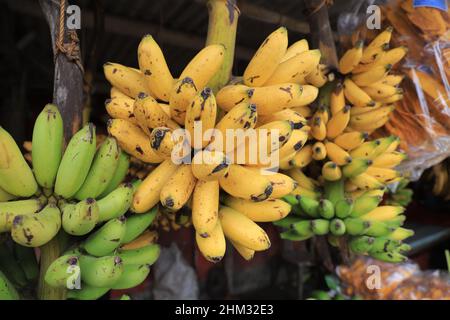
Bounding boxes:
[337,27,407,133]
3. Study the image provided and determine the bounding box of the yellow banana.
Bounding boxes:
[314,105,329,124]
[134,94,177,135]
[350,173,385,190]
[219,164,273,201]
[352,115,390,132]
[388,227,414,241]
[287,168,318,191]
[219,206,271,251]
[352,64,392,87]
[377,93,403,103]
[180,44,225,90]
[243,27,288,86]
[196,221,226,263]
[105,97,138,124]
[215,85,252,112]
[120,230,158,250]
[278,152,296,170]
[349,105,394,129]
[149,127,174,159]
[169,77,197,125]
[107,119,164,164]
[339,40,364,74]
[110,87,130,99]
[305,63,328,88]
[372,151,407,168]
[343,78,376,107]
[223,196,291,222]
[376,74,404,87]
[326,105,351,139]
[322,161,342,181]
[160,164,197,211]
[185,88,217,149]
[230,240,255,261]
[366,166,400,183]
[330,82,345,115]
[159,103,171,117]
[258,109,307,130]
[250,84,318,115]
[350,103,383,116]
[360,206,404,222]
[290,185,320,200]
[312,141,327,160]
[278,129,309,159]
[103,63,150,98]
[361,26,393,64]
[247,168,296,198]
[362,84,401,100]
[333,131,368,151]
[191,150,230,181]
[384,136,400,153]
[137,35,174,102]
[311,116,326,141]
[192,180,219,237]
[264,49,321,85]
[281,39,309,62]
[354,46,407,74]
[290,144,313,168]
[324,141,352,166]
[132,160,178,213]
[290,106,312,118]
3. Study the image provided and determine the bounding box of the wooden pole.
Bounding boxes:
[37,0,84,300]
[205,0,240,92]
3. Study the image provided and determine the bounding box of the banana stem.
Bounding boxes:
[205,0,240,93]
[38,238,66,300]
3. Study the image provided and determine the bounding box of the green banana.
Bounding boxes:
[0,187,16,202]
[0,126,38,197]
[311,219,329,235]
[349,236,374,254]
[350,195,382,217]
[97,183,133,223]
[364,220,392,237]
[397,243,411,253]
[387,227,414,241]
[79,255,123,288]
[54,123,97,199]
[61,198,99,236]
[372,136,398,159]
[98,151,130,199]
[350,140,380,159]
[318,199,335,219]
[344,218,371,236]
[44,254,80,288]
[342,159,372,178]
[118,244,160,265]
[324,179,344,206]
[0,243,27,288]
[0,270,19,300]
[369,237,401,254]
[273,215,303,229]
[335,198,353,219]
[329,218,346,236]
[111,264,150,290]
[83,216,127,256]
[32,104,63,189]
[74,137,120,200]
[291,220,314,237]
[282,195,299,206]
[299,197,320,218]
[280,229,313,241]
[0,198,46,232]
[13,244,39,281]
[121,207,158,244]
[369,250,407,263]
[11,203,61,247]
[67,283,109,300]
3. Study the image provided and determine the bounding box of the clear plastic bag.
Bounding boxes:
[336,0,450,180]
[389,270,450,300]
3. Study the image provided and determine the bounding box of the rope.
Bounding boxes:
[55,0,84,73]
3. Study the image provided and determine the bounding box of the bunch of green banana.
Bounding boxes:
[276,176,414,262]
[44,206,160,299]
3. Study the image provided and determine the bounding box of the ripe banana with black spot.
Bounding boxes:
[191,150,230,181]
[104,62,150,98]
[339,40,364,74]
[160,164,196,211]
[196,222,226,263]
[343,78,375,107]
[192,180,219,237]
[223,196,291,222]
[105,97,138,124]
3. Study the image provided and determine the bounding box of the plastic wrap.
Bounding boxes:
[337,0,450,180]
[389,270,450,300]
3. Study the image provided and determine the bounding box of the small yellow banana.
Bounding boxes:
[363,84,401,100]
[360,205,404,222]
[290,106,312,118]
[349,105,394,129]
[333,131,368,151]
[104,63,150,98]
[281,39,309,63]
[350,172,385,190]
[223,196,291,222]
[247,168,297,198]
[215,85,252,112]
[287,168,318,191]
[324,141,352,166]
[230,240,255,260]
[107,119,164,164]
[191,150,230,181]
[350,103,382,116]
[375,74,404,87]
[105,97,137,124]
[290,144,313,168]
[290,185,320,200]
[366,166,400,183]
[160,164,197,211]
[278,129,309,159]
[169,77,198,125]
[312,141,327,160]
[243,27,288,86]
[305,63,328,88]
[339,40,364,74]
[132,160,179,213]
[110,87,130,99]
[311,116,326,141]
[377,93,403,103]
[196,222,226,263]
[192,180,219,237]
[343,78,375,107]
[330,82,345,115]
[361,26,393,64]
[149,127,174,159]
[326,105,351,139]
[258,109,307,130]
[372,151,406,168]
[219,206,271,251]
[179,44,225,90]
[137,35,174,102]
[134,94,176,135]
[322,161,342,181]
[352,64,392,87]
[354,46,407,74]
[264,49,321,85]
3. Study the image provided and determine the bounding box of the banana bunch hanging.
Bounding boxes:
[0,105,159,299]
[337,26,407,133]
[102,27,327,263]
